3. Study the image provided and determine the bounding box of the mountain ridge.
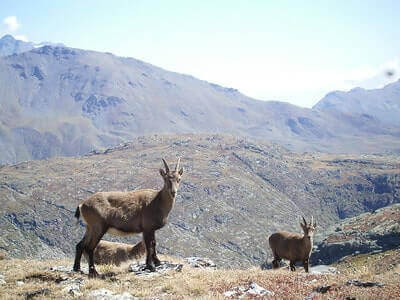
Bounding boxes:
[0,34,64,57]
[0,36,400,164]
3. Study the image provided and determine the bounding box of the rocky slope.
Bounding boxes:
[1,36,400,164]
[0,134,399,267]
[312,203,400,265]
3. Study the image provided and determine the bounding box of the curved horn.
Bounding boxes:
[175,157,180,171]
[302,216,307,226]
[162,158,169,173]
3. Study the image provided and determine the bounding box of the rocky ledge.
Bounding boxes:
[312,203,400,265]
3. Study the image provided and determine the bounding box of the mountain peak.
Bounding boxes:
[0,34,16,41]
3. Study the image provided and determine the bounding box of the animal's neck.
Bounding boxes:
[302,235,313,250]
[159,187,175,216]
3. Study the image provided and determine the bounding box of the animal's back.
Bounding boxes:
[80,190,158,219]
[269,231,303,260]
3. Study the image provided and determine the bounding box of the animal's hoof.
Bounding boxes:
[89,269,99,278]
[153,258,161,267]
[144,264,156,272]
[73,266,80,272]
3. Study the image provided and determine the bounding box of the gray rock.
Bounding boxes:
[346,280,385,288]
[62,283,82,297]
[309,265,337,275]
[88,288,137,300]
[128,261,183,276]
[61,277,85,297]
[224,282,274,298]
[0,274,5,285]
[24,288,50,299]
[185,257,216,269]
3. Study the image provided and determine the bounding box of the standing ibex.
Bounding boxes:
[83,240,145,266]
[73,158,183,277]
[269,216,316,272]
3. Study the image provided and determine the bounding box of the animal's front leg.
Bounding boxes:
[144,231,156,272]
[152,232,161,266]
[303,259,309,273]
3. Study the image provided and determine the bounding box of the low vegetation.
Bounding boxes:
[0,250,399,299]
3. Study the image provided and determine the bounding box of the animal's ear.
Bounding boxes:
[313,221,317,228]
[159,168,166,177]
[299,217,305,228]
[178,167,184,176]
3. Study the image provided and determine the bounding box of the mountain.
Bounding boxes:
[0,35,33,56]
[1,40,400,163]
[0,134,399,267]
[314,80,400,126]
[0,34,64,57]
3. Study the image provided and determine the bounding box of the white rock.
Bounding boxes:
[16,280,24,286]
[62,283,82,297]
[185,257,216,269]
[245,282,274,297]
[128,261,183,277]
[309,265,337,275]
[88,288,137,300]
[224,282,274,298]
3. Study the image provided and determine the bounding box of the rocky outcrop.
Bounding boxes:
[311,204,400,265]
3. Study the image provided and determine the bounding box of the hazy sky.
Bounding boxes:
[1,0,399,107]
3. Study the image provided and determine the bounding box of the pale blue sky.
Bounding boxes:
[1,0,399,107]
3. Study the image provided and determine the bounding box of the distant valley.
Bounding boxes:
[0,134,398,267]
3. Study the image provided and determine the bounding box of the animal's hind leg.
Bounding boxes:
[303,258,309,273]
[73,234,87,272]
[85,229,106,278]
[271,252,281,269]
[143,231,156,272]
[290,261,296,271]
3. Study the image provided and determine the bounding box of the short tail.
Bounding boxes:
[129,240,146,259]
[74,206,80,224]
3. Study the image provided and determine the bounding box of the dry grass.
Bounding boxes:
[0,252,400,299]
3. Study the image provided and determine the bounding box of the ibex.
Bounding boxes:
[83,240,145,266]
[73,158,183,277]
[269,216,316,272]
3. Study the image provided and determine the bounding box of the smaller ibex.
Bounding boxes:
[83,240,145,266]
[269,216,316,272]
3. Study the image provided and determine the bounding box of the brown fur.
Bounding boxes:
[83,240,145,266]
[73,158,183,277]
[269,216,316,272]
